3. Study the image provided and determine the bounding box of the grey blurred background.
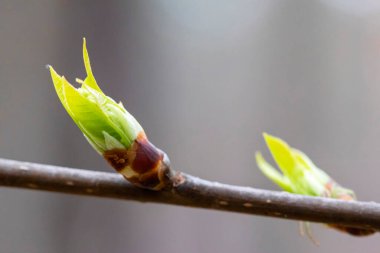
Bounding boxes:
[0,0,380,252]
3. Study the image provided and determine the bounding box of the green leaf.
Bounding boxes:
[255,152,293,192]
[82,38,102,93]
[263,133,301,179]
[256,133,356,199]
[49,39,144,154]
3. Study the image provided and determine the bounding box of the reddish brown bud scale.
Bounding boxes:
[103,149,130,172]
[131,134,163,174]
[327,193,376,236]
[103,132,171,190]
[328,224,376,236]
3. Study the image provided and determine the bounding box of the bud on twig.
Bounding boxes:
[49,39,172,190]
[256,133,375,236]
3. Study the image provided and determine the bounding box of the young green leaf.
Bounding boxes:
[49,39,170,190]
[256,133,375,236]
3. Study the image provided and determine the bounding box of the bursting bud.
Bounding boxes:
[49,39,171,190]
[256,133,375,236]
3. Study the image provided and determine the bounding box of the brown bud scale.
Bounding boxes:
[327,192,376,236]
[103,133,170,190]
[328,224,376,236]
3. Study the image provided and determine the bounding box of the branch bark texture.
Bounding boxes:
[0,158,379,231]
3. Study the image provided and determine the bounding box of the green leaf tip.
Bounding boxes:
[255,151,292,192]
[49,39,144,154]
[256,133,355,199]
[82,38,102,93]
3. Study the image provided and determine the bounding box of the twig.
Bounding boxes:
[0,158,379,231]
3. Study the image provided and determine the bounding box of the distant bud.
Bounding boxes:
[256,133,375,236]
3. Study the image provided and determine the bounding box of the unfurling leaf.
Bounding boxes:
[49,39,171,190]
[256,133,375,236]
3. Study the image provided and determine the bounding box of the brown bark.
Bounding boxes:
[0,157,379,233]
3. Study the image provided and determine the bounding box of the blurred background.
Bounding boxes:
[1,0,380,252]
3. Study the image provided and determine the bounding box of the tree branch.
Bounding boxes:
[0,157,379,231]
